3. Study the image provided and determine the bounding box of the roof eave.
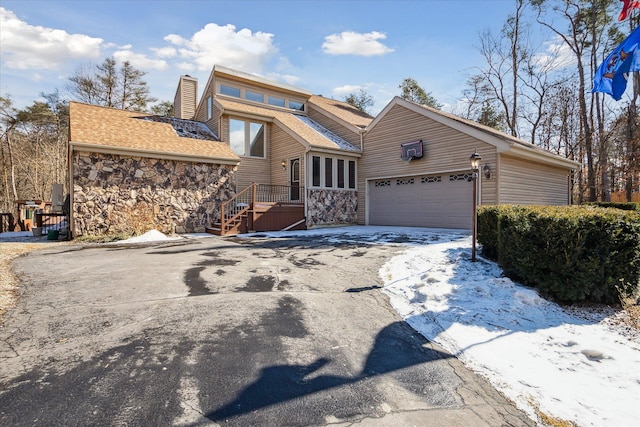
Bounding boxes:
[70,141,240,165]
[307,101,366,135]
[307,146,362,157]
[507,144,580,170]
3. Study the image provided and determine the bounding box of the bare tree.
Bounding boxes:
[531,0,617,202]
[68,57,156,111]
[0,96,19,212]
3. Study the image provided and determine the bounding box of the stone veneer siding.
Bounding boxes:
[306,189,357,227]
[72,152,236,236]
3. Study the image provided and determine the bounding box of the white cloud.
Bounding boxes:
[0,7,103,70]
[322,31,394,56]
[268,73,300,86]
[176,62,195,71]
[162,23,278,73]
[533,36,576,71]
[332,84,363,96]
[113,49,168,70]
[152,46,177,58]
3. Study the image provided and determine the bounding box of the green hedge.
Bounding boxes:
[477,205,640,304]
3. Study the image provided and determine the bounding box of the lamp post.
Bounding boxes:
[469,150,482,262]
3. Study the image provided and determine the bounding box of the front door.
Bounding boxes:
[290,158,300,201]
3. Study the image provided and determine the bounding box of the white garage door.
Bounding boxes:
[368,173,473,229]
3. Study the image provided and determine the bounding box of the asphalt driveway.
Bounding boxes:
[0,228,534,426]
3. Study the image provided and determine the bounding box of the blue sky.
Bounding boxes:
[1,0,524,114]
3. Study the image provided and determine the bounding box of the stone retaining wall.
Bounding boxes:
[306,189,357,227]
[72,152,236,236]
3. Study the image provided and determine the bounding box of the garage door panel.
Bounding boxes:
[369,173,472,229]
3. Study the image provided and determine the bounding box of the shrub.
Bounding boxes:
[478,205,640,304]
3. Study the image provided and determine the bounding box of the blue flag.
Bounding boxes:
[593,26,640,100]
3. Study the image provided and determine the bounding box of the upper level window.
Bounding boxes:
[246,90,263,103]
[229,118,265,158]
[206,96,212,120]
[267,96,286,108]
[217,83,306,112]
[289,100,304,111]
[220,85,241,98]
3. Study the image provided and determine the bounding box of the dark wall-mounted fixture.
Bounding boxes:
[483,164,491,179]
[281,160,287,170]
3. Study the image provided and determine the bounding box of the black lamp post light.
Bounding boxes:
[469,150,482,262]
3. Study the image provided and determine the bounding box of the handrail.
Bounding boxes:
[218,183,305,234]
[219,182,256,233]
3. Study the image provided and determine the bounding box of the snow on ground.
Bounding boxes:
[110,229,182,244]
[380,234,640,427]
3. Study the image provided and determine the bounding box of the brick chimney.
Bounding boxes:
[173,75,198,120]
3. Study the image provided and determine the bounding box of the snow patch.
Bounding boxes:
[380,236,640,427]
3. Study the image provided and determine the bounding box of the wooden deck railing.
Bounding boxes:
[218,183,304,234]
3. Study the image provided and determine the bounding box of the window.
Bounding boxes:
[220,85,241,98]
[229,118,265,158]
[312,156,321,187]
[325,158,333,187]
[289,100,304,111]
[249,122,264,157]
[337,159,345,188]
[206,96,212,120]
[348,160,356,189]
[311,156,356,190]
[267,96,286,108]
[217,85,305,111]
[246,90,263,103]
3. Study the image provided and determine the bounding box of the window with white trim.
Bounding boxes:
[229,118,265,158]
[311,155,357,189]
[206,96,212,120]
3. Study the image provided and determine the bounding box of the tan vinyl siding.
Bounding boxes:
[307,107,361,147]
[173,76,197,120]
[499,155,570,205]
[358,104,498,223]
[270,126,306,186]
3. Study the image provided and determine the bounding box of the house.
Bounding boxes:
[67,65,578,237]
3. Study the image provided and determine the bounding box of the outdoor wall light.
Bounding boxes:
[469,150,482,172]
[281,160,287,170]
[483,164,491,179]
[469,150,482,262]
